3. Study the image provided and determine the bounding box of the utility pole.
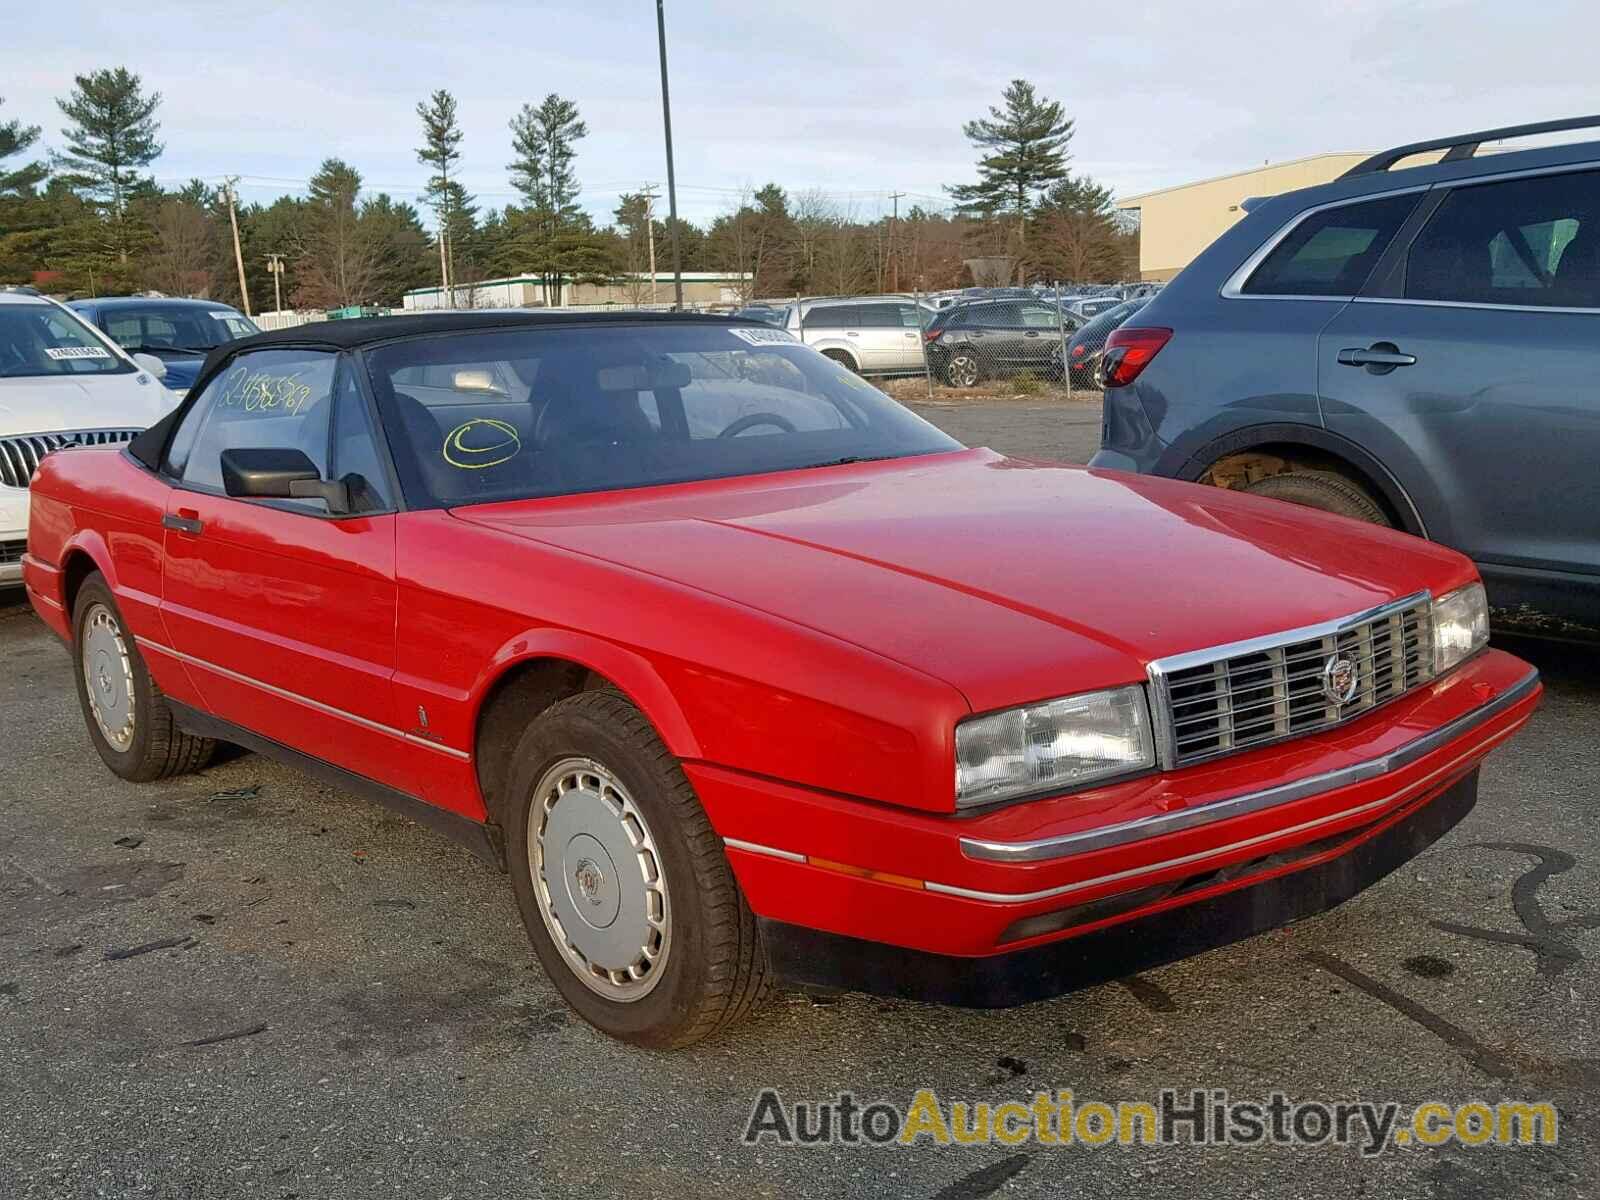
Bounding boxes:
[438,229,450,308]
[264,253,285,314]
[656,0,684,309]
[888,190,905,292]
[223,178,252,317]
[640,184,660,305]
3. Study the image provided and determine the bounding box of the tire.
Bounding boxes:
[821,348,859,374]
[1243,469,1392,527]
[944,351,981,389]
[504,689,770,1048]
[71,574,215,782]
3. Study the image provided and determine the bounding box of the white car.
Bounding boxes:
[1,290,180,587]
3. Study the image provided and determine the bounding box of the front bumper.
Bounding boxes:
[1,488,27,586]
[698,648,1538,1001]
[761,768,1480,1006]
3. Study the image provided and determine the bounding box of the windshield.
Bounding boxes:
[364,323,961,507]
[99,305,259,354]
[0,303,133,378]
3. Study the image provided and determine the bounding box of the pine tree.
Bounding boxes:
[54,67,163,264]
[947,79,1073,244]
[506,94,591,303]
[0,96,48,197]
[416,89,471,295]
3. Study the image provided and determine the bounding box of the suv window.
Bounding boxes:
[1020,304,1061,328]
[1405,169,1600,308]
[804,305,858,329]
[169,349,338,510]
[855,304,901,328]
[973,303,1022,329]
[1243,193,1421,296]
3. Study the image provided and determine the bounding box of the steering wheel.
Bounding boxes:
[717,412,797,438]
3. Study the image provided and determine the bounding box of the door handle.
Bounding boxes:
[162,512,203,535]
[845,331,859,337]
[1337,343,1416,372]
[1024,331,1040,338]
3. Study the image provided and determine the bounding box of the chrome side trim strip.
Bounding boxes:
[135,637,471,762]
[723,837,807,863]
[937,717,1527,904]
[961,667,1538,864]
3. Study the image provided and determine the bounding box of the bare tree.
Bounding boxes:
[143,196,213,296]
[816,202,869,295]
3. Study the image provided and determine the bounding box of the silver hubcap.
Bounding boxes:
[950,356,977,387]
[529,757,670,1001]
[81,603,135,752]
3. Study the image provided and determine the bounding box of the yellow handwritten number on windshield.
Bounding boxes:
[443,418,521,469]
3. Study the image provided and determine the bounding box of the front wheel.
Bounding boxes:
[505,690,770,1048]
[71,574,215,781]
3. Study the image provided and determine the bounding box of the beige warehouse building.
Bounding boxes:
[1117,153,1373,281]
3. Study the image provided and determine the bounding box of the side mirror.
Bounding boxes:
[220,447,349,513]
[131,352,168,380]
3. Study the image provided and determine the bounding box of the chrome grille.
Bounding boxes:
[1149,593,1435,769]
[0,429,141,489]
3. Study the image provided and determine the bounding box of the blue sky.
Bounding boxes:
[3,0,1597,228]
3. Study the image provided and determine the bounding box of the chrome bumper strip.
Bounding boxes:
[135,637,471,762]
[959,668,1540,865]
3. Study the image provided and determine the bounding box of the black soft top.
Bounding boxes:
[220,309,749,355]
[129,309,755,471]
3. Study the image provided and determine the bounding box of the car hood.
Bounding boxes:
[0,373,176,436]
[451,449,1475,712]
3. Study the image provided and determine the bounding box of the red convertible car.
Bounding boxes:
[23,312,1539,1047]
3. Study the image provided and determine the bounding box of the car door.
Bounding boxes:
[1318,166,1600,609]
[889,302,929,370]
[849,303,915,372]
[965,302,1024,373]
[1016,302,1067,372]
[156,348,413,792]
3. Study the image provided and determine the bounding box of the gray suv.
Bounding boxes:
[1090,115,1600,637]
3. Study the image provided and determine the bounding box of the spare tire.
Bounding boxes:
[1243,469,1392,527]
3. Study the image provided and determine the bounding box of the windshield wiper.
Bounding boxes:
[802,454,897,469]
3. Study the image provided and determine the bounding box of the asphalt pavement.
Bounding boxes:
[1,396,1594,1199]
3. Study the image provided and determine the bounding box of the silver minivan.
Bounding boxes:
[784,297,933,374]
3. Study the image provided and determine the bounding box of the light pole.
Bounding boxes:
[656,0,684,309]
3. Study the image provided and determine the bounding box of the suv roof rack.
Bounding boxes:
[1342,114,1600,178]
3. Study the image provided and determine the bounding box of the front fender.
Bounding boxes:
[470,627,701,760]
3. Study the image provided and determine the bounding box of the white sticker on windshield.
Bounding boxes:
[728,327,798,345]
[44,346,112,360]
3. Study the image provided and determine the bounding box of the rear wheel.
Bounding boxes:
[821,348,859,374]
[505,690,769,1048]
[72,574,215,781]
[1243,469,1391,526]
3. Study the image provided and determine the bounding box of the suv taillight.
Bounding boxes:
[923,327,943,343]
[1098,327,1172,388]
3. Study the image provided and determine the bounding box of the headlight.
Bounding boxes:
[955,685,1155,808]
[1431,582,1489,675]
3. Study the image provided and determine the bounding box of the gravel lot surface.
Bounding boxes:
[1,397,1594,1199]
